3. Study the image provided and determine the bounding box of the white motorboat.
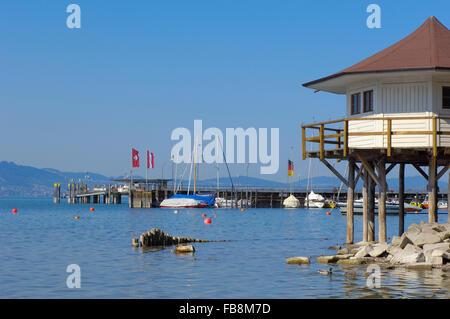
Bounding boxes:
[283,194,301,208]
[438,201,448,209]
[305,191,325,208]
[338,199,422,215]
[214,197,252,208]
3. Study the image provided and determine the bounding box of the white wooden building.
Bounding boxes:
[301,16,450,244]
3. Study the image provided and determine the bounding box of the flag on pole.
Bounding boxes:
[132,148,140,168]
[288,160,294,176]
[151,152,154,169]
[147,150,150,169]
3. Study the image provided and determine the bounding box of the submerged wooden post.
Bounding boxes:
[362,168,369,242]
[428,156,438,223]
[346,159,355,244]
[398,163,405,235]
[377,159,387,243]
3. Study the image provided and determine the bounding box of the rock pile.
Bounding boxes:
[287,222,450,269]
[133,228,226,248]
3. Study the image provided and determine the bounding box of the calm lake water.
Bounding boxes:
[0,198,449,298]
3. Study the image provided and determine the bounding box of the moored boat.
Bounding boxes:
[305,191,325,208]
[160,194,215,208]
[283,194,301,208]
[338,199,422,215]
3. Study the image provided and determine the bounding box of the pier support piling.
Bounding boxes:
[428,156,438,223]
[377,159,387,243]
[368,162,375,242]
[362,168,369,242]
[398,163,405,235]
[346,159,355,244]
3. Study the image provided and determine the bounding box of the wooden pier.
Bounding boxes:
[53,180,449,210]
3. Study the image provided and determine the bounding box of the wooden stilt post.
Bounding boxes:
[368,164,375,242]
[377,159,387,243]
[428,156,438,223]
[362,168,369,242]
[346,159,355,244]
[448,168,450,224]
[398,163,405,235]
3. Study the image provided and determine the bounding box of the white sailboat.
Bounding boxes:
[305,190,325,208]
[283,194,301,208]
[160,142,214,208]
[304,147,325,208]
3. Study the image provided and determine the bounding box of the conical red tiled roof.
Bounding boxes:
[304,16,450,88]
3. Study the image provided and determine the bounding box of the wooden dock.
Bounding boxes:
[53,181,449,209]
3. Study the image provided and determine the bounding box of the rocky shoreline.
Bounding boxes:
[287,221,450,270]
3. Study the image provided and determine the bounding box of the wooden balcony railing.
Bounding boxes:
[301,116,450,160]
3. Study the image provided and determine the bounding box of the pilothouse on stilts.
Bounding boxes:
[302,16,450,244]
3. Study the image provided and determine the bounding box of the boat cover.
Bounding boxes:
[169,194,215,206]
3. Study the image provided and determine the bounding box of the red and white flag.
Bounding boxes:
[132,148,140,168]
[151,152,154,169]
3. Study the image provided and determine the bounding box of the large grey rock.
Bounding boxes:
[286,257,311,265]
[391,236,401,246]
[369,243,389,257]
[354,245,373,258]
[173,244,195,253]
[409,232,442,247]
[423,242,450,253]
[316,255,339,264]
[407,223,421,234]
[337,247,350,255]
[406,263,433,270]
[390,244,425,264]
[337,258,368,265]
[428,256,444,265]
[398,233,413,249]
[439,231,450,241]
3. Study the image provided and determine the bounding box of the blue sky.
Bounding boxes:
[1,1,449,182]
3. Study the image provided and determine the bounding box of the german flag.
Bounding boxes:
[288,160,294,176]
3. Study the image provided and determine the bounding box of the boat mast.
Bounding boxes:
[193,140,197,194]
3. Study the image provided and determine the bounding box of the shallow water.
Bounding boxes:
[0,198,448,298]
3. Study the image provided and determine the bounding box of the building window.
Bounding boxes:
[351,93,361,115]
[443,87,450,109]
[363,90,373,112]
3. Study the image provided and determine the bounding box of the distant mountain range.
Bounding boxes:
[0,161,447,197]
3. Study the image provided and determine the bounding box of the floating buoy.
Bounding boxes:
[201,213,206,217]
[12,208,18,214]
[174,210,179,214]
[90,207,95,211]
[326,211,331,216]
[241,208,245,212]
[74,216,80,219]
[204,218,212,225]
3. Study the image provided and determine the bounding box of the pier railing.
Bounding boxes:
[302,115,450,160]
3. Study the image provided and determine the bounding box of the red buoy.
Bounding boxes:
[202,213,206,217]
[204,218,212,225]
[90,207,95,211]
[326,211,331,216]
[12,208,18,214]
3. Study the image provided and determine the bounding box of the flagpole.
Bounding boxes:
[290,147,293,195]
[146,150,148,192]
